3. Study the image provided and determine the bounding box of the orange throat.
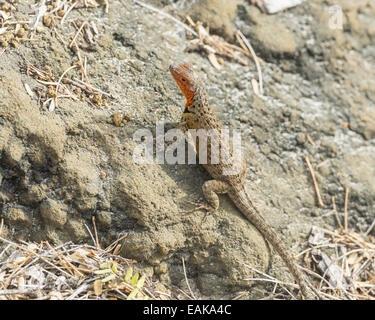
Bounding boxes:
[169,64,196,107]
[176,81,194,106]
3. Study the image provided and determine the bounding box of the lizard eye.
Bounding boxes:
[181,77,186,82]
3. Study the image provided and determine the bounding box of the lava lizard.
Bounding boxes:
[169,63,314,299]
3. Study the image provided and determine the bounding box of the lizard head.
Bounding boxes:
[169,63,199,107]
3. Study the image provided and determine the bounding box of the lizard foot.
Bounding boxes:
[180,199,215,222]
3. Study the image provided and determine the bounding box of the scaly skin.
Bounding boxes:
[169,63,314,299]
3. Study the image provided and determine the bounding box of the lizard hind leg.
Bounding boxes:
[201,180,230,212]
[181,180,229,221]
[199,180,230,222]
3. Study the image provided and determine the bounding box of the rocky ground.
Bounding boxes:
[0,0,374,299]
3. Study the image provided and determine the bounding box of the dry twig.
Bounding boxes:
[305,156,325,207]
[344,187,349,232]
[236,30,263,96]
[181,256,196,300]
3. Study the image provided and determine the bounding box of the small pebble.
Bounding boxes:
[16,28,25,38]
[296,133,306,145]
[1,3,11,11]
[43,15,53,27]
[36,26,44,33]
[57,10,65,17]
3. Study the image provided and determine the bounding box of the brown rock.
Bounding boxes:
[245,7,297,58]
[189,0,238,40]
[20,184,47,206]
[4,138,25,167]
[96,211,112,229]
[40,199,68,228]
[65,218,90,241]
[4,207,32,226]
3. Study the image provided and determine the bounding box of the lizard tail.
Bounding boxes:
[228,187,314,299]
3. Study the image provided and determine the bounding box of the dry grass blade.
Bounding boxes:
[104,233,128,252]
[61,1,78,25]
[305,156,325,207]
[332,196,343,229]
[181,256,196,300]
[91,216,100,250]
[55,65,78,107]
[236,30,264,96]
[344,187,349,232]
[306,134,316,146]
[365,219,375,237]
[0,218,4,237]
[32,0,47,31]
[73,78,111,97]
[69,21,88,48]
[251,78,260,96]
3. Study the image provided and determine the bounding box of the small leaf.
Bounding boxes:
[94,268,111,275]
[124,267,133,283]
[111,262,118,274]
[136,275,146,289]
[100,261,112,269]
[130,273,139,286]
[127,288,139,300]
[101,274,116,283]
